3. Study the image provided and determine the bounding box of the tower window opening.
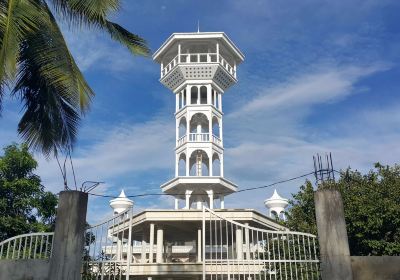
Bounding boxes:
[191,86,198,104]
[183,89,187,106]
[212,153,221,176]
[190,113,209,133]
[200,86,207,104]
[189,150,209,176]
[178,117,187,138]
[178,153,186,176]
[212,117,220,138]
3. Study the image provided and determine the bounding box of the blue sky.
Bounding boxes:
[1,0,400,223]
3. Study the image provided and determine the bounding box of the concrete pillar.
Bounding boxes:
[149,223,155,263]
[141,233,147,263]
[48,191,88,280]
[197,228,202,262]
[245,223,250,260]
[220,196,225,209]
[156,227,164,263]
[207,190,214,209]
[315,189,353,280]
[236,228,243,260]
[185,190,193,209]
[174,198,179,210]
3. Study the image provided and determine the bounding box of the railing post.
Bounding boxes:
[202,207,206,280]
[126,210,133,280]
[48,191,88,280]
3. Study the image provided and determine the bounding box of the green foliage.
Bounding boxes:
[0,0,150,157]
[0,143,58,240]
[285,163,400,256]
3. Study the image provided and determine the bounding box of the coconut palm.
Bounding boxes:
[0,0,150,156]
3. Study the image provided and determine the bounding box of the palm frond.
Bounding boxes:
[12,1,93,156]
[48,0,150,56]
[105,21,150,56]
[0,0,46,111]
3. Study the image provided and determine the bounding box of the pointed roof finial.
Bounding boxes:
[197,20,200,33]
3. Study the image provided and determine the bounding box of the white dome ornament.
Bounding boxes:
[264,189,289,220]
[109,190,134,216]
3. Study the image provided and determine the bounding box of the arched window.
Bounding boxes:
[200,86,207,104]
[178,117,187,138]
[189,150,209,176]
[191,86,198,104]
[190,113,209,133]
[212,117,219,138]
[212,153,221,176]
[178,153,186,176]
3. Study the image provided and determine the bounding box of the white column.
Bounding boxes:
[149,223,154,263]
[207,85,212,104]
[175,93,179,112]
[218,93,222,111]
[197,86,200,105]
[116,239,122,260]
[175,153,179,177]
[160,62,164,77]
[196,200,202,209]
[174,198,179,210]
[236,228,243,260]
[220,153,224,177]
[185,190,193,209]
[141,236,147,263]
[216,43,220,62]
[156,227,164,263]
[197,228,202,262]
[180,91,184,108]
[187,85,192,105]
[234,61,237,79]
[207,190,214,209]
[220,196,225,209]
[213,90,217,107]
[186,152,190,176]
[245,223,250,260]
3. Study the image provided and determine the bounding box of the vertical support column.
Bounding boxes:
[236,228,243,260]
[48,191,88,280]
[314,189,353,280]
[175,153,179,177]
[218,93,222,111]
[149,223,155,263]
[197,228,202,262]
[126,210,133,280]
[207,190,214,209]
[196,200,202,210]
[160,62,164,78]
[220,154,224,177]
[207,85,212,105]
[185,190,193,209]
[197,86,200,105]
[141,234,147,263]
[174,198,179,210]
[220,196,225,209]
[187,85,192,105]
[244,223,250,260]
[186,152,190,176]
[156,227,164,263]
[175,93,179,112]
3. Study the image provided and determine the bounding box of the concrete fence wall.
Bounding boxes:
[0,259,49,280]
[351,256,400,280]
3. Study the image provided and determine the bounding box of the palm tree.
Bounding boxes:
[0,0,150,157]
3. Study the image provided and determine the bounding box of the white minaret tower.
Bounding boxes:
[110,190,134,215]
[264,189,289,220]
[153,32,244,210]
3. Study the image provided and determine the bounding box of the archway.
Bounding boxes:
[189,150,209,176]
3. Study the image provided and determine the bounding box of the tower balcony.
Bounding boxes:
[160,53,237,91]
[177,133,222,147]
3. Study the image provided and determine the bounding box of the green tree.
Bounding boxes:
[0,143,58,240]
[0,0,150,157]
[285,163,400,255]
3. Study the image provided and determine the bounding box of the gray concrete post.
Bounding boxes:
[48,191,88,280]
[314,189,353,280]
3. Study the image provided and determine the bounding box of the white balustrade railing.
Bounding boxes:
[189,133,210,142]
[161,53,236,78]
[0,232,54,260]
[177,133,222,146]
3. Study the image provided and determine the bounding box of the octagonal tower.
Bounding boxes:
[153,32,244,210]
